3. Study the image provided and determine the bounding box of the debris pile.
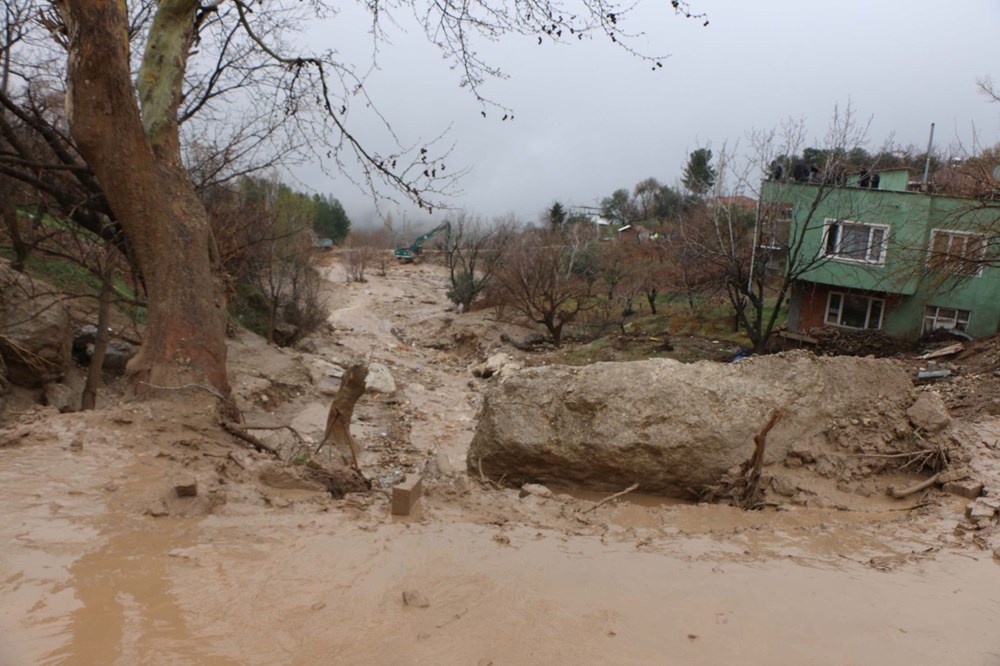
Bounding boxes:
[805,326,914,358]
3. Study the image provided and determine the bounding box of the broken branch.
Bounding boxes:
[581,482,640,514]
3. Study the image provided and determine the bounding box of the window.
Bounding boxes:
[826,292,885,330]
[923,306,971,334]
[822,220,888,264]
[928,230,985,276]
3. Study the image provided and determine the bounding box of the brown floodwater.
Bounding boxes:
[4,425,1000,666]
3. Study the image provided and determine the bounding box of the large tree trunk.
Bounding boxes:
[56,0,230,398]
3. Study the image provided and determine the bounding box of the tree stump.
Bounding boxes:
[320,363,368,469]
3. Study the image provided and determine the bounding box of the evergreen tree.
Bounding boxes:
[682,148,716,196]
[313,194,351,242]
[548,201,567,228]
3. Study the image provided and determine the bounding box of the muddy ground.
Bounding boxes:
[2,259,1000,665]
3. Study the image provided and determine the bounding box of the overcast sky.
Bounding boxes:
[291,0,1000,230]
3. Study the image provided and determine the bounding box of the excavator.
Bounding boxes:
[393,222,450,263]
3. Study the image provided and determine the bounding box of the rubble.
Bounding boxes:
[803,326,915,358]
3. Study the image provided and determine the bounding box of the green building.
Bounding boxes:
[761,168,1000,340]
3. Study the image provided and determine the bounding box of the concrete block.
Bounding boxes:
[174,476,199,498]
[966,499,998,522]
[392,475,422,516]
[942,480,983,500]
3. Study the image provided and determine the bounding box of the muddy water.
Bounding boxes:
[6,495,1000,665]
[3,425,999,666]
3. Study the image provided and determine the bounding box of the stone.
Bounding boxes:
[43,382,77,413]
[470,353,522,380]
[392,475,422,516]
[942,480,983,500]
[906,393,951,433]
[403,589,430,608]
[435,452,455,476]
[0,264,72,387]
[272,322,299,347]
[966,499,998,523]
[365,362,396,394]
[467,352,914,498]
[144,499,169,517]
[102,341,137,375]
[174,476,199,498]
[769,475,797,498]
[519,483,554,499]
[70,326,136,374]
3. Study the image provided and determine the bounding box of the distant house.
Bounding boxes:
[762,168,1000,340]
[709,195,758,212]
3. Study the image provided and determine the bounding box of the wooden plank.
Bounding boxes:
[917,343,964,360]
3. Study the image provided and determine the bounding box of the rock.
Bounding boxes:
[144,499,169,517]
[43,382,77,413]
[470,353,522,380]
[365,362,396,394]
[500,331,545,351]
[402,589,430,608]
[307,358,346,384]
[942,480,983,500]
[769,475,797,498]
[467,352,914,498]
[424,451,455,478]
[71,325,99,365]
[788,445,817,464]
[174,476,199,498]
[906,393,951,433]
[102,341,137,375]
[272,322,299,347]
[70,326,136,374]
[435,452,455,476]
[966,499,998,523]
[0,265,72,387]
[519,483,553,499]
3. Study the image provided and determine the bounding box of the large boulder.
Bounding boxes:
[467,352,915,498]
[0,265,72,387]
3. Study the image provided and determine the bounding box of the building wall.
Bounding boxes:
[764,179,1000,340]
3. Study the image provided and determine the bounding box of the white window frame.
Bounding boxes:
[825,291,886,330]
[821,218,889,265]
[927,229,985,277]
[923,306,971,334]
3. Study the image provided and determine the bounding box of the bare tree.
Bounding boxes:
[0,0,707,407]
[439,212,516,312]
[493,225,596,346]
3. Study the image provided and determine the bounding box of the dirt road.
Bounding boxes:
[2,260,1000,665]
